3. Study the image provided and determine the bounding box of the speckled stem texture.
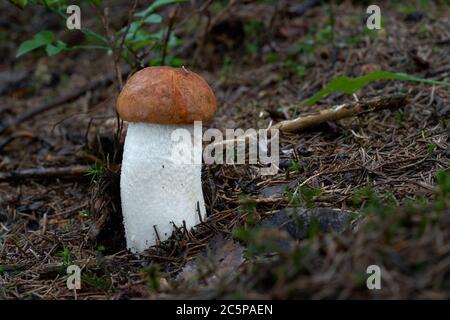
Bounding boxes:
[120,122,205,253]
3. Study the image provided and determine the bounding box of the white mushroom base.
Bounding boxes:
[120,122,205,253]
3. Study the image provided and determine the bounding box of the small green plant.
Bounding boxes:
[284,188,299,207]
[315,25,334,44]
[85,163,106,183]
[435,168,450,210]
[82,275,113,291]
[302,71,450,106]
[56,245,73,271]
[141,264,161,292]
[232,226,285,258]
[306,217,321,238]
[285,185,321,208]
[243,19,264,56]
[238,195,258,225]
[299,186,321,208]
[287,39,316,57]
[352,185,380,209]
[0,265,5,276]
[381,191,398,207]
[16,30,66,57]
[394,111,405,123]
[427,143,437,155]
[436,168,450,196]
[97,245,106,253]
[284,60,307,78]
[13,0,186,68]
[346,13,382,46]
[266,52,279,64]
[289,160,302,173]
[244,19,265,36]
[397,2,426,15]
[79,209,92,218]
[219,56,232,77]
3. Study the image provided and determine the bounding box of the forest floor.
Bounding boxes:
[0,1,449,299]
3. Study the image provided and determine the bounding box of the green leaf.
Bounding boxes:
[149,29,165,40]
[80,28,109,45]
[168,56,183,67]
[135,0,186,18]
[41,0,67,11]
[10,0,28,9]
[143,13,162,24]
[69,44,109,51]
[45,40,67,56]
[436,168,450,196]
[16,40,44,57]
[34,30,55,43]
[122,21,143,41]
[149,57,162,66]
[130,38,156,50]
[16,30,55,57]
[303,71,450,106]
[89,0,102,7]
[150,0,186,11]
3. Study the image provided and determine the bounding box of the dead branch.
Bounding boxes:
[0,0,140,137]
[194,0,237,63]
[116,0,139,78]
[212,95,409,147]
[0,75,117,135]
[0,130,38,152]
[1,255,121,275]
[0,165,90,182]
[272,95,409,132]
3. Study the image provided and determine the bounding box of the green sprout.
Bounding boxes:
[85,163,106,183]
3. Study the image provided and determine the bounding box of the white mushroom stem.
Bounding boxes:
[120,122,205,253]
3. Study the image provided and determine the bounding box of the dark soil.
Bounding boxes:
[0,0,449,299]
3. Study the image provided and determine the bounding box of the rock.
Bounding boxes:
[404,11,424,23]
[278,159,291,170]
[177,234,244,284]
[295,138,313,156]
[259,181,297,198]
[16,201,45,213]
[257,207,349,240]
[0,70,29,96]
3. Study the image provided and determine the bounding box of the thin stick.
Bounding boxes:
[212,95,409,147]
[99,7,123,90]
[0,75,115,135]
[98,1,137,155]
[0,165,90,182]
[272,94,409,132]
[116,0,139,72]
[0,131,37,151]
[161,6,178,66]
[194,0,236,64]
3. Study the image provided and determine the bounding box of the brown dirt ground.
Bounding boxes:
[0,1,449,299]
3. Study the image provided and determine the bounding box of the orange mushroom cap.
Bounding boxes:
[117,66,217,124]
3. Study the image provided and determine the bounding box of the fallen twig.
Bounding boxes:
[213,95,409,148]
[161,6,179,66]
[0,130,38,152]
[0,165,90,182]
[0,76,116,135]
[272,94,409,132]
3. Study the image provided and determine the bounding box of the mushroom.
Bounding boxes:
[116,66,217,253]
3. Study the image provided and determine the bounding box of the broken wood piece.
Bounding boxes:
[0,130,37,152]
[272,94,409,133]
[0,65,132,136]
[0,165,90,182]
[212,94,409,149]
